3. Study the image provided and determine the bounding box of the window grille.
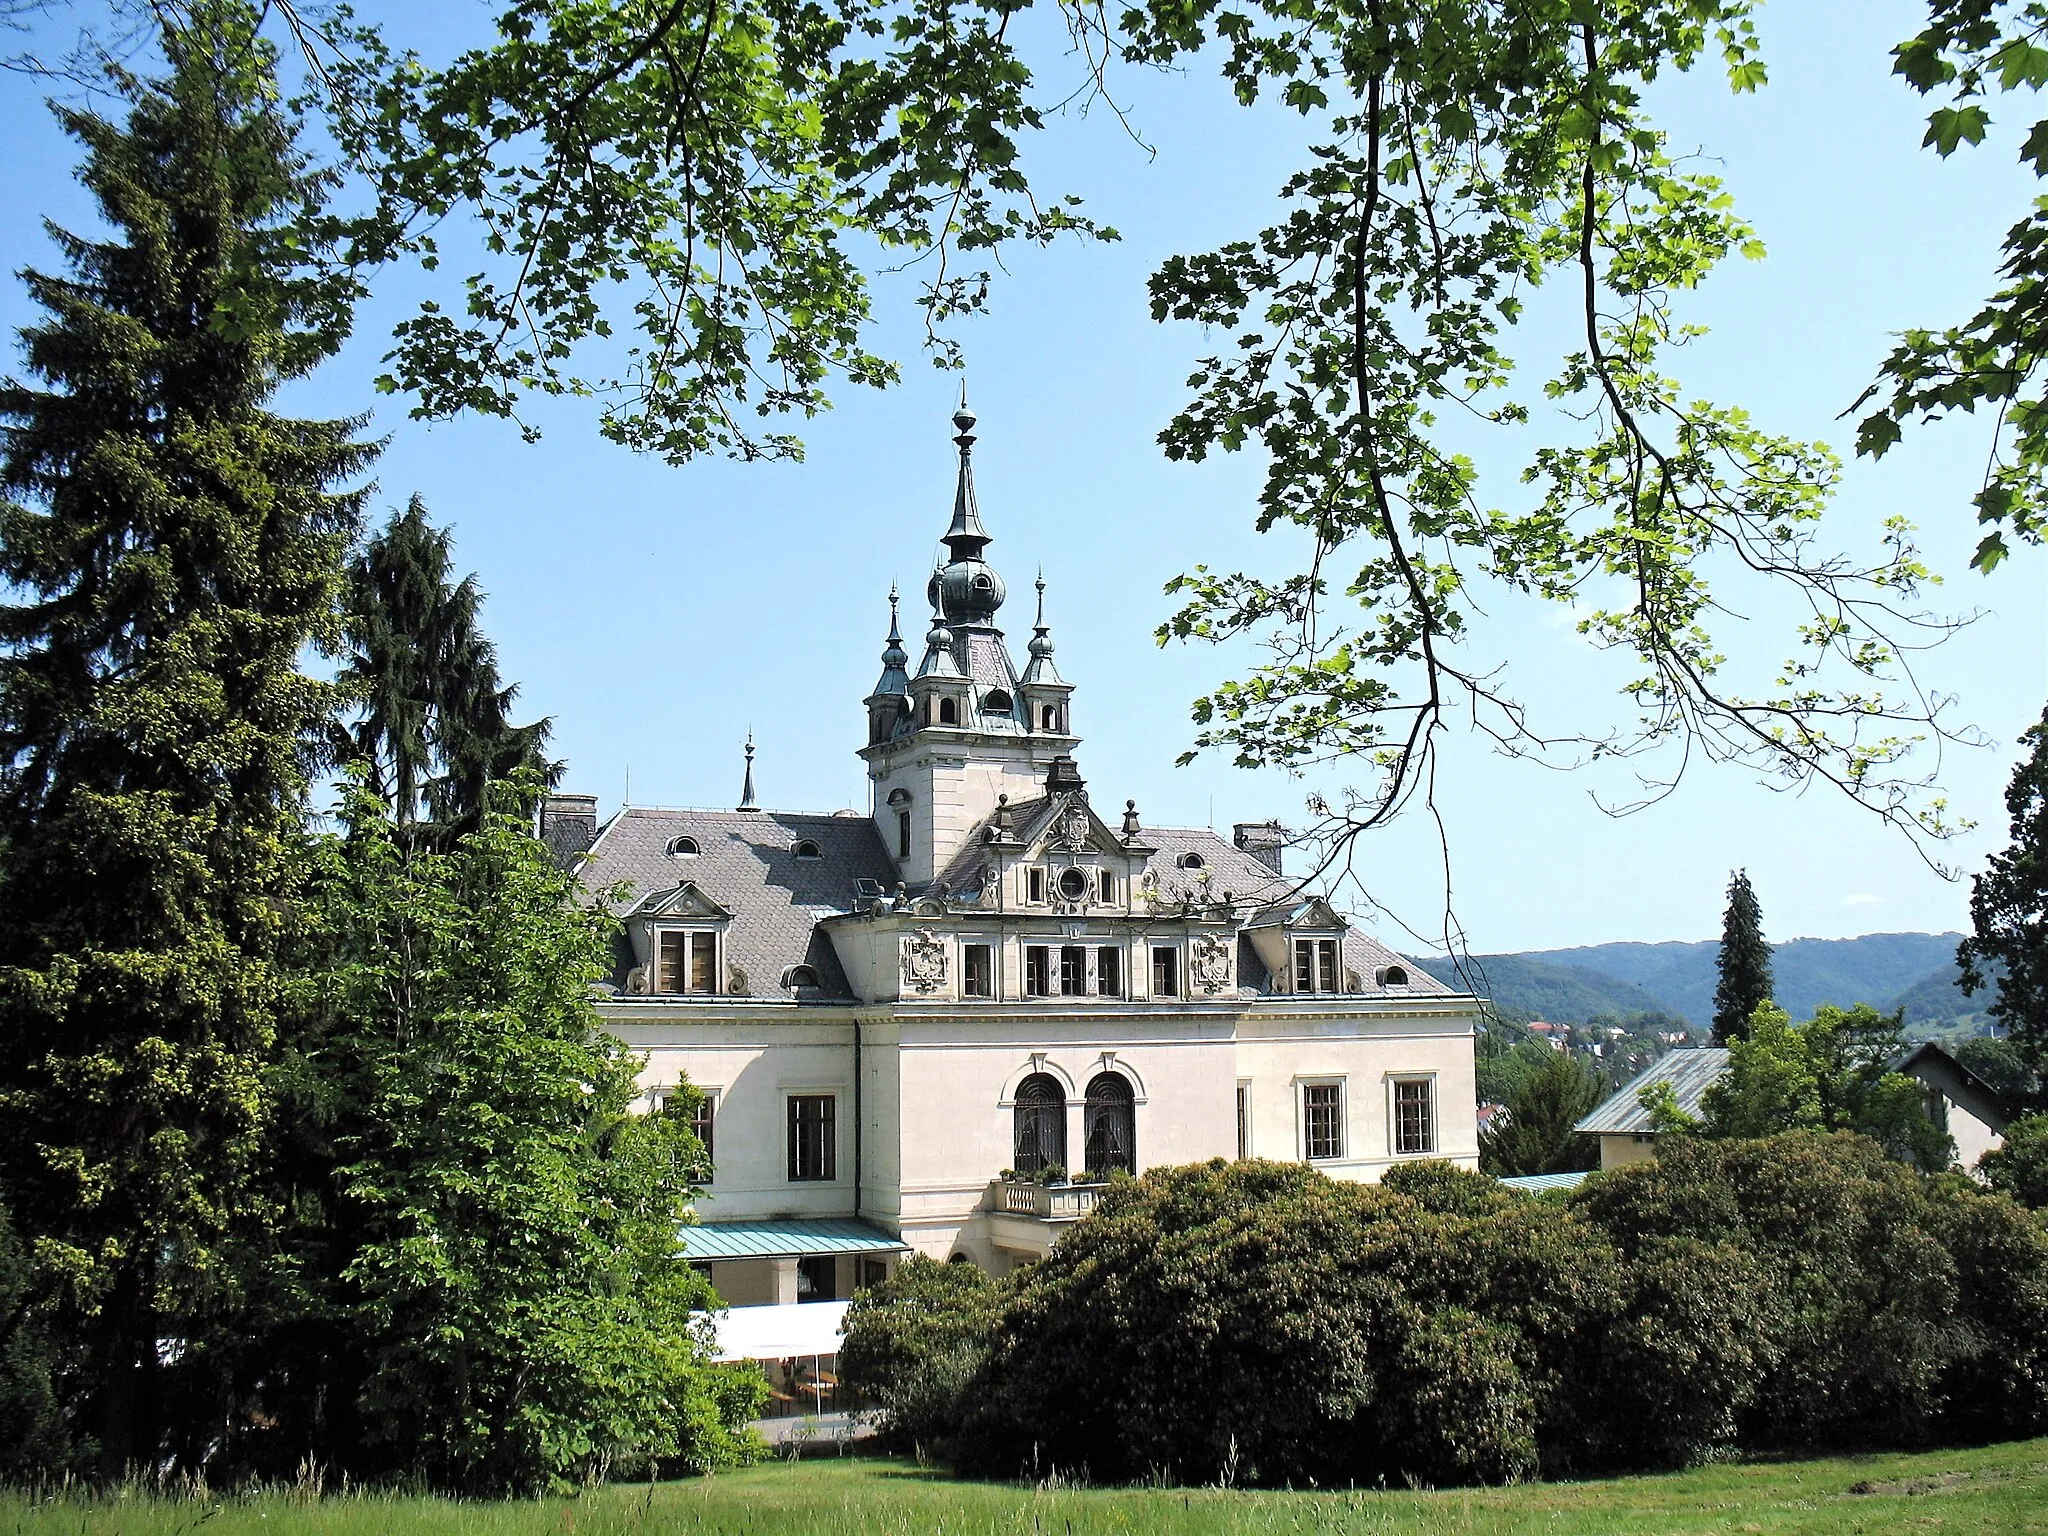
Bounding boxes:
[1059,945,1087,996]
[1083,1073,1135,1175]
[1393,1078,1436,1156]
[1012,1074,1066,1174]
[1151,946,1179,998]
[1024,946,1051,997]
[1096,947,1122,997]
[1302,1082,1343,1161]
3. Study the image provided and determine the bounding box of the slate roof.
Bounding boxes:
[1576,1048,1732,1135]
[580,807,896,1002]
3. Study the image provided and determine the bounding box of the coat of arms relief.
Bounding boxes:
[901,930,950,993]
[1190,933,1233,995]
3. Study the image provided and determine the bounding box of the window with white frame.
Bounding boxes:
[657,929,718,994]
[1096,946,1122,997]
[1026,866,1047,904]
[787,1094,837,1181]
[963,943,994,997]
[1391,1076,1436,1156]
[1301,1080,1344,1161]
[1236,1080,1252,1160]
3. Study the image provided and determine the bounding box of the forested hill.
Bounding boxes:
[1414,931,1986,1033]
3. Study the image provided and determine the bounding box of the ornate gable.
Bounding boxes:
[1021,792,1121,861]
[627,882,734,922]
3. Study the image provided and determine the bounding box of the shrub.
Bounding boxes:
[1980,1112,2048,1207]
[838,1255,1002,1456]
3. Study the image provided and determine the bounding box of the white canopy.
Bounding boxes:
[708,1300,851,1363]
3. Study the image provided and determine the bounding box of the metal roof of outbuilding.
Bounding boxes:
[1575,1048,1732,1135]
[1497,1170,1593,1194]
[679,1219,909,1262]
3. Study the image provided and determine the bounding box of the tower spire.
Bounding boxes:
[1021,569,1064,685]
[737,732,760,811]
[943,389,989,559]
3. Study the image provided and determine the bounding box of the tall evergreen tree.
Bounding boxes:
[0,4,371,1472]
[336,496,556,844]
[1712,870,1774,1046]
[1959,705,2048,1085]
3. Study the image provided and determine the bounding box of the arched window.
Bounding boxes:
[939,697,959,725]
[1177,851,1205,871]
[667,835,700,857]
[792,839,822,860]
[1012,1074,1066,1175]
[1083,1073,1135,1176]
[1041,704,1060,731]
[1057,867,1090,902]
[1377,964,1410,988]
[983,689,1013,714]
[782,964,820,989]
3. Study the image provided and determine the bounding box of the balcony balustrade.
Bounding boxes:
[992,1177,1102,1222]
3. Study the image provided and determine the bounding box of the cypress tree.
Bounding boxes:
[0,4,371,1473]
[335,495,556,845]
[1958,704,2048,1084]
[1712,869,1774,1046]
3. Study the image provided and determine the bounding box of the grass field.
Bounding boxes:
[5,1438,2047,1535]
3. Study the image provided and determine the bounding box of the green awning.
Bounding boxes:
[679,1218,908,1262]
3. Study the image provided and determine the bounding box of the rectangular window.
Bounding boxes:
[658,931,717,994]
[1151,946,1179,998]
[1236,1081,1252,1160]
[1024,945,1051,997]
[1098,869,1118,904]
[1302,1082,1344,1161]
[1059,945,1087,997]
[690,1090,717,1182]
[1096,946,1122,997]
[897,809,911,859]
[788,1094,836,1182]
[1293,938,1339,993]
[1393,1078,1436,1156]
[1026,866,1047,904]
[858,1257,890,1292]
[963,943,993,998]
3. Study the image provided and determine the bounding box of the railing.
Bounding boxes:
[995,1179,1103,1221]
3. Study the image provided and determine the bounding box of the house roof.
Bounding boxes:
[1576,1048,1732,1135]
[680,1218,908,1262]
[1890,1042,2014,1132]
[581,807,897,1001]
[1497,1170,1592,1194]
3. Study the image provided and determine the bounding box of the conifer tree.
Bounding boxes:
[0,4,371,1472]
[1959,705,2048,1083]
[1712,870,1774,1046]
[336,495,556,844]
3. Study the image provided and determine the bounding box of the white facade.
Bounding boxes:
[557,402,1482,1300]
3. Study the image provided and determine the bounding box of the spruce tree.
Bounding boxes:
[1959,705,2048,1084]
[0,5,370,1472]
[336,495,556,844]
[1712,869,1775,1046]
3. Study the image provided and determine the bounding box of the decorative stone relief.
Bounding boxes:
[902,930,950,994]
[980,865,1001,905]
[1058,805,1091,852]
[1190,933,1233,995]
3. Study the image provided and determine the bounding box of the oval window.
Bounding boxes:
[1058,868,1090,901]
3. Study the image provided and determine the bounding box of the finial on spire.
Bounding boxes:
[737,731,760,812]
[953,382,976,442]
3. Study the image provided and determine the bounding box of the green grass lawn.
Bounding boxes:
[6,1438,2047,1535]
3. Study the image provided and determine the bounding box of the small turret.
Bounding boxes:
[864,586,913,746]
[1018,571,1075,737]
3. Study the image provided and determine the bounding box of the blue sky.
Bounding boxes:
[0,0,2042,955]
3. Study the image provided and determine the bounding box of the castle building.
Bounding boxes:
[543,401,1481,1336]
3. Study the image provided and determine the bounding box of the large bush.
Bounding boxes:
[838,1255,1001,1456]
[843,1135,2048,1489]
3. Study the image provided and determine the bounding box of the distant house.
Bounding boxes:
[1574,1043,2012,1173]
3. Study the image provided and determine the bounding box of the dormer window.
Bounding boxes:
[983,689,1013,714]
[1040,704,1060,731]
[792,839,822,860]
[1294,938,1340,994]
[1057,868,1090,902]
[1177,852,1205,872]
[658,930,718,994]
[1376,964,1410,988]
[667,836,700,857]
[782,964,820,989]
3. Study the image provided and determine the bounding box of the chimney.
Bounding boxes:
[1044,754,1087,796]
[540,792,600,869]
[1233,820,1287,875]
